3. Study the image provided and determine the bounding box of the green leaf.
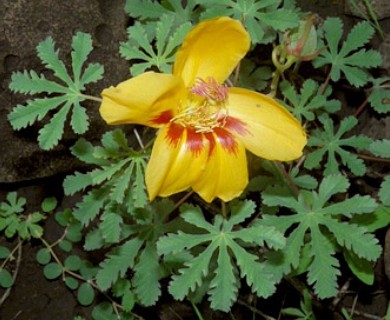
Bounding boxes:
[38,101,71,150]
[120,16,192,75]
[63,172,93,196]
[84,229,105,251]
[77,283,95,306]
[64,255,82,271]
[8,97,65,130]
[351,205,390,232]
[344,250,374,285]
[73,187,110,226]
[36,248,52,265]
[65,276,79,290]
[314,18,381,87]
[305,116,371,176]
[369,84,390,113]
[307,226,340,298]
[100,211,123,244]
[59,239,73,252]
[133,242,161,306]
[198,0,298,44]
[43,262,62,280]
[0,246,11,259]
[208,240,237,312]
[379,177,390,205]
[71,32,93,83]
[280,80,341,123]
[8,32,103,148]
[41,197,57,213]
[71,101,89,134]
[0,269,13,288]
[96,238,143,290]
[370,140,390,158]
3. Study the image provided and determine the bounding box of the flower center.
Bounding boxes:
[171,77,229,133]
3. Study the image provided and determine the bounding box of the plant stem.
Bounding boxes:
[237,299,276,320]
[40,235,145,320]
[319,69,332,95]
[354,97,369,117]
[191,301,205,320]
[79,93,103,103]
[221,200,227,218]
[0,238,23,307]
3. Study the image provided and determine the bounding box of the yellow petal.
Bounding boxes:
[193,129,248,203]
[145,124,209,200]
[173,17,250,88]
[225,88,307,161]
[99,72,186,127]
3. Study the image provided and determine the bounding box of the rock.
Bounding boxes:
[345,0,390,20]
[0,0,130,183]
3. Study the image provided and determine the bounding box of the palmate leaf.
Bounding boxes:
[157,201,285,311]
[8,32,103,150]
[125,0,199,27]
[120,15,192,75]
[133,242,161,306]
[280,79,341,123]
[63,130,149,223]
[369,139,390,158]
[313,18,381,87]
[368,77,390,113]
[96,238,143,291]
[261,174,381,299]
[305,115,372,176]
[197,0,299,44]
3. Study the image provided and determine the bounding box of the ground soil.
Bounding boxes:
[0,1,389,320]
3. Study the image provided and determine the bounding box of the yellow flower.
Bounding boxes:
[99,17,307,203]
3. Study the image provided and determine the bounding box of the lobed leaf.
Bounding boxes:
[133,242,161,306]
[96,238,143,291]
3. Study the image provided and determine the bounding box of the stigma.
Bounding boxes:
[171,77,229,133]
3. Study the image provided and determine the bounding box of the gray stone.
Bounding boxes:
[0,0,131,183]
[345,0,390,20]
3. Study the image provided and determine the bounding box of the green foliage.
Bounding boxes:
[369,139,390,158]
[157,200,285,311]
[305,115,372,176]
[281,289,315,320]
[368,77,390,113]
[125,0,199,27]
[197,0,299,44]
[0,192,44,239]
[313,18,382,87]
[237,59,272,91]
[262,174,381,298]
[120,15,192,75]
[63,129,149,227]
[280,79,341,123]
[8,32,103,150]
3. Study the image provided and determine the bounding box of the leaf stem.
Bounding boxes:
[0,238,23,307]
[354,97,369,117]
[191,301,205,320]
[79,93,103,103]
[40,235,145,320]
[319,69,332,95]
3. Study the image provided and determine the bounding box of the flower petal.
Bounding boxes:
[226,88,307,161]
[100,72,186,127]
[193,129,248,203]
[146,124,209,200]
[173,17,250,88]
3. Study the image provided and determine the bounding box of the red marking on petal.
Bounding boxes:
[204,132,216,158]
[186,128,205,157]
[165,123,184,148]
[214,128,238,155]
[224,117,250,136]
[151,110,174,125]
